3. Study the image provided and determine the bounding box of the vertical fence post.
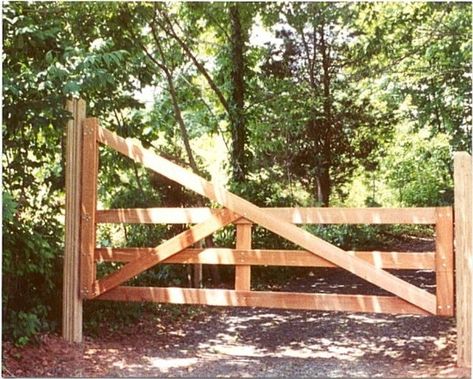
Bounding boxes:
[63,99,86,343]
[435,207,454,316]
[454,152,472,369]
[80,118,99,298]
[235,221,252,291]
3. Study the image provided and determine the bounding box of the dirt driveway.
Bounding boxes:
[3,238,468,377]
[2,305,465,378]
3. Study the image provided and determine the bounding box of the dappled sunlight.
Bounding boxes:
[112,360,144,371]
[143,357,198,373]
[211,344,266,357]
[88,123,454,375]
[347,313,395,324]
[5,305,456,377]
[276,341,366,361]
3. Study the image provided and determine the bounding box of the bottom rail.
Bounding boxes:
[96,286,431,315]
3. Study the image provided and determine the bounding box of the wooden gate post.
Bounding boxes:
[435,207,454,316]
[454,152,472,369]
[80,118,99,298]
[235,222,252,291]
[63,99,86,343]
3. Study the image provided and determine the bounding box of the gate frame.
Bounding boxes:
[62,100,471,371]
[88,120,442,314]
[454,152,473,369]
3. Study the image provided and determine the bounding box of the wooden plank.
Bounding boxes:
[93,209,240,297]
[97,286,429,315]
[95,248,436,270]
[435,207,454,316]
[96,126,437,314]
[96,207,437,225]
[79,118,99,299]
[96,208,221,224]
[63,99,85,343]
[454,152,473,368]
[235,223,252,291]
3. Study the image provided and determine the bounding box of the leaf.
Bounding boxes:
[63,80,80,94]
[2,192,18,222]
[45,51,54,64]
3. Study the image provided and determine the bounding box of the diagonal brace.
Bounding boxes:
[91,208,240,298]
[97,126,437,314]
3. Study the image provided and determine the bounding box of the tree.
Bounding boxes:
[229,4,248,182]
[257,3,395,206]
[2,2,148,343]
[152,3,256,184]
[350,2,472,152]
[3,2,470,344]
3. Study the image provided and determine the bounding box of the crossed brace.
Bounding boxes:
[79,118,442,315]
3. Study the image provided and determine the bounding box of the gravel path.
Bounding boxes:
[102,307,460,378]
[3,237,468,377]
[3,304,464,377]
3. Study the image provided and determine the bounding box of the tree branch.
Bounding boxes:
[150,20,202,176]
[113,109,146,199]
[154,4,230,114]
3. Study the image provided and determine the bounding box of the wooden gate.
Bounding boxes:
[69,115,454,319]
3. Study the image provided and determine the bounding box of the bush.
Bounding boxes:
[383,129,453,206]
[2,192,63,345]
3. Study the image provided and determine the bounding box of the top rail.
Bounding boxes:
[96,207,440,225]
[95,124,438,313]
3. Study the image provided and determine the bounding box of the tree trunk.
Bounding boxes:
[155,5,248,184]
[319,23,332,207]
[316,167,331,207]
[229,4,247,183]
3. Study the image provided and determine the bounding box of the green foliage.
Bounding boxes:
[2,192,17,222]
[2,190,62,345]
[308,225,389,251]
[383,127,454,206]
[2,2,149,344]
[6,311,42,346]
[350,2,472,152]
[2,1,470,344]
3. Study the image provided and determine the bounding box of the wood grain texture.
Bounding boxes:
[63,99,85,343]
[97,286,429,315]
[96,207,437,225]
[235,223,252,291]
[80,118,99,299]
[454,152,473,368]
[95,248,436,270]
[97,126,437,314]
[94,209,240,297]
[435,207,454,316]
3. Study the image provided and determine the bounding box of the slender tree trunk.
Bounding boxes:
[155,5,248,184]
[318,23,332,207]
[138,25,207,287]
[163,71,200,173]
[316,167,331,207]
[163,71,207,287]
[229,4,247,183]
[155,7,230,114]
[303,23,331,207]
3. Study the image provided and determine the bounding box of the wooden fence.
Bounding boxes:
[62,100,471,370]
[94,206,452,317]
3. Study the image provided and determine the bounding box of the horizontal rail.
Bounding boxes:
[96,125,438,314]
[95,248,436,270]
[96,207,439,225]
[96,286,429,315]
